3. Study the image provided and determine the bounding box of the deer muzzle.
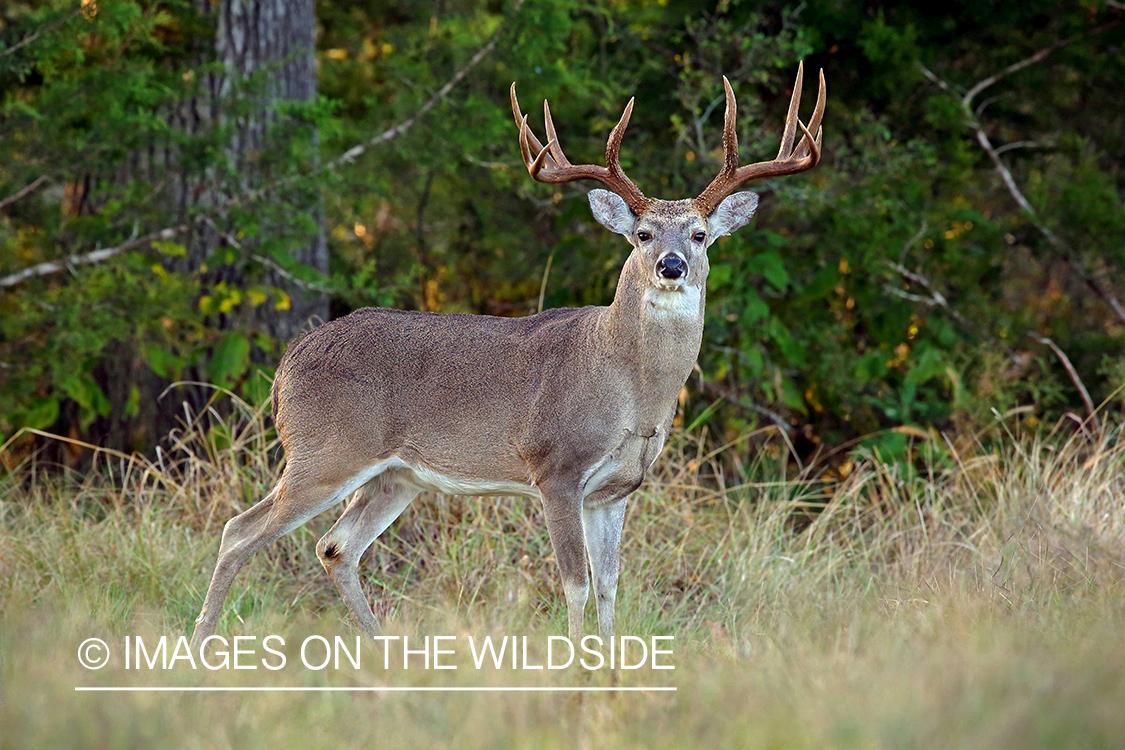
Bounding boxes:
[656,254,686,280]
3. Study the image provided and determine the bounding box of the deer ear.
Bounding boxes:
[707,191,759,237]
[588,189,636,236]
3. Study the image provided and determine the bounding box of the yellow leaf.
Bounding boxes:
[274,292,291,311]
[805,384,824,414]
[892,425,932,440]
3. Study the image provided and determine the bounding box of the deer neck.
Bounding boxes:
[598,250,705,415]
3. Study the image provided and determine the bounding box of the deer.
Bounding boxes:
[189,63,825,650]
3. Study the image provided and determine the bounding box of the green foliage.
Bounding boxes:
[2,0,1123,456]
[1,0,337,446]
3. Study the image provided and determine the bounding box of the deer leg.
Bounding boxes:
[190,469,363,650]
[539,482,589,643]
[316,470,419,638]
[582,496,628,640]
[190,488,283,650]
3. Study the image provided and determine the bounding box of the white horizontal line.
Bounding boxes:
[75,686,675,693]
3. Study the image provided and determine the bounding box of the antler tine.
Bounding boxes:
[516,114,539,174]
[693,65,827,215]
[811,69,826,142]
[516,114,531,164]
[604,97,634,176]
[528,139,558,178]
[794,118,820,165]
[600,97,651,211]
[515,110,563,179]
[719,76,740,174]
[542,100,572,168]
[510,81,651,213]
[776,61,805,160]
[510,84,546,156]
[794,69,827,160]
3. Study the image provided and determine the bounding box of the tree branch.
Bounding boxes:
[326,0,527,171]
[0,8,83,59]
[971,111,1125,324]
[918,22,1125,326]
[0,0,527,289]
[0,226,188,288]
[992,140,1046,156]
[201,216,333,293]
[897,220,928,264]
[700,380,793,433]
[884,259,971,327]
[960,20,1121,110]
[0,175,49,211]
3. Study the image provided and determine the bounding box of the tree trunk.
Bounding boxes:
[93,0,327,455]
[207,0,329,342]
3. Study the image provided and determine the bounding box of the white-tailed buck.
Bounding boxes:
[190,64,825,648]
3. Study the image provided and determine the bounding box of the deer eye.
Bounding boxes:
[693,231,706,242]
[637,231,652,242]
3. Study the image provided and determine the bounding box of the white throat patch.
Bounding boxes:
[644,284,701,318]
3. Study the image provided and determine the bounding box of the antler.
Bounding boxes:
[510,84,652,215]
[693,62,826,216]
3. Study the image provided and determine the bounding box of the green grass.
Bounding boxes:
[2,403,1124,748]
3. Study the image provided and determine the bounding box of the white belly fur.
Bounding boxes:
[354,456,541,500]
[347,429,669,508]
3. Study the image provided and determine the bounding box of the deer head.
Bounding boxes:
[510,63,826,305]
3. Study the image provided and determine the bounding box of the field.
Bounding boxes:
[2,401,1124,749]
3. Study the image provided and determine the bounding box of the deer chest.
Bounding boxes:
[579,424,668,507]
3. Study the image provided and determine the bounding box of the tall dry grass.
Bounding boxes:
[1,397,1124,748]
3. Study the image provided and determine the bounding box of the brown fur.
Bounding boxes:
[191,71,822,646]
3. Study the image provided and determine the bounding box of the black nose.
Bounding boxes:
[657,255,686,280]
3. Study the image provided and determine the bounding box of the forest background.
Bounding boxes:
[1,0,1123,464]
[3,3,1125,746]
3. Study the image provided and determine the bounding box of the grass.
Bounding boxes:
[1,398,1124,748]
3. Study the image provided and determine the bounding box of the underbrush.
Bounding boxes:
[1,399,1123,748]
